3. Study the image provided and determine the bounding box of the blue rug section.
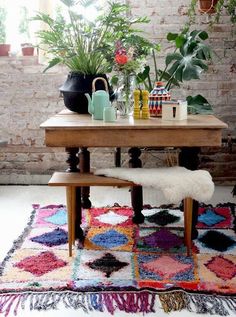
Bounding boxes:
[198,209,226,227]
[44,209,67,226]
[31,228,68,247]
[91,229,128,249]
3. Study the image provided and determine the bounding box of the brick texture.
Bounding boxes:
[0,0,235,184]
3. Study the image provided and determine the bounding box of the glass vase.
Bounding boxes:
[115,73,135,117]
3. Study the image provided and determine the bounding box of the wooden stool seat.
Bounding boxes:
[49,172,195,257]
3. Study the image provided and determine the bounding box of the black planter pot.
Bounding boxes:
[59,73,115,114]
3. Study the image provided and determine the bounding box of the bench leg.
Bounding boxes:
[184,197,193,256]
[75,187,84,239]
[66,186,74,257]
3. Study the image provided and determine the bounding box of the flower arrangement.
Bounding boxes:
[114,41,145,75]
[112,40,153,116]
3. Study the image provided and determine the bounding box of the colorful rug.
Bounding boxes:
[0,203,236,316]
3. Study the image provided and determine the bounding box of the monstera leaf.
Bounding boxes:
[165,30,212,86]
[187,95,214,114]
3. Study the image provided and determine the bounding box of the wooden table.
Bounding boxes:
[41,110,227,238]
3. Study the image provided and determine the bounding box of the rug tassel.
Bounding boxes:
[0,294,26,317]
[188,294,233,316]
[100,292,155,314]
[159,291,188,313]
[159,291,236,316]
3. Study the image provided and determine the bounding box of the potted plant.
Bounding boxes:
[136,29,214,114]
[19,6,34,56]
[188,0,236,23]
[0,6,10,56]
[21,43,34,56]
[33,0,154,114]
[198,0,219,13]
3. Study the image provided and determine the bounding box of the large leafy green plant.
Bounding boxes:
[33,0,154,74]
[136,29,214,114]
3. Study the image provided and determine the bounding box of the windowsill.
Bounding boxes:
[0,55,39,66]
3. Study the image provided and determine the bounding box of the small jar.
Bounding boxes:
[103,106,116,122]
[148,81,171,117]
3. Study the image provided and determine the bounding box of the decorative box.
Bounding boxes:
[162,100,188,121]
[148,81,171,117]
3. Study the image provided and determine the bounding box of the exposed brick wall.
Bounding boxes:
[0,0,235,184]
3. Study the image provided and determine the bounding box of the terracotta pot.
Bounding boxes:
[199,0,219,13]
[22,46,34,56]
[0,44,11,56]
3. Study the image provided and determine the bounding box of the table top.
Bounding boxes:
[41,110,227,130]
[40,110,228,148]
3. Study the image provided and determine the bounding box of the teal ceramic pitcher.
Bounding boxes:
[85,77,110,120]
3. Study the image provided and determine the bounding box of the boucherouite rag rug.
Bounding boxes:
[0,202,236,316]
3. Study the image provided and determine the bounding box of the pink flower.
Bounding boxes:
[115,54,128,65]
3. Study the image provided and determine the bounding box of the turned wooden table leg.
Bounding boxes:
[115,147,121,167]
[179,147,200,240]
[128,147,144,224]
[66,147,79,172]
[65,147,83,239]
[79,147,92,208]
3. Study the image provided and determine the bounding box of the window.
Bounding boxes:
[0,0,105,54]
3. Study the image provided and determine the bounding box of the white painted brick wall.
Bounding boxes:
[0,0,235,184]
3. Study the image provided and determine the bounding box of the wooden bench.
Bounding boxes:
[48,172,193,257]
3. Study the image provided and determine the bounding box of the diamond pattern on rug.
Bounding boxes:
[84,226,134,251]
[135,227,185,253]
[21,227,68,251]
[142,208,184,227]
[137,254,194,281]
[197,254,236,291]
[34,206,67,228]
[1,249,72,286]
[87,252,128,278]
[94,210,129,225]
[74,250,133,282]
[197,206,232,229]
[88,207,133,227]
[194,230,236,254]
[14,251,67,276]
[30,228,68,247]
[146,210,180,226]
[205,255,236,280]
[44,209,67,226]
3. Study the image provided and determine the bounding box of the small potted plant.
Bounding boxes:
[188,0,236,23]
[19,6,34,56]
[198,0,219,13]
[0,6,10,56]
[21,43,34,56]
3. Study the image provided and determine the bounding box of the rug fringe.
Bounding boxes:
[0,291,155,316]
[159,291,236,316]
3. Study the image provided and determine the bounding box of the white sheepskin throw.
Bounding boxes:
[95,166,214,204]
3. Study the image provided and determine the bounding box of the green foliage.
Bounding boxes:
[19,6,30,40]
[136,29,214,114]
[187,95,214,114]
[215,0,236,23]
[187,0,236,25]
[0,6,7,43]
[33,0,154,74]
